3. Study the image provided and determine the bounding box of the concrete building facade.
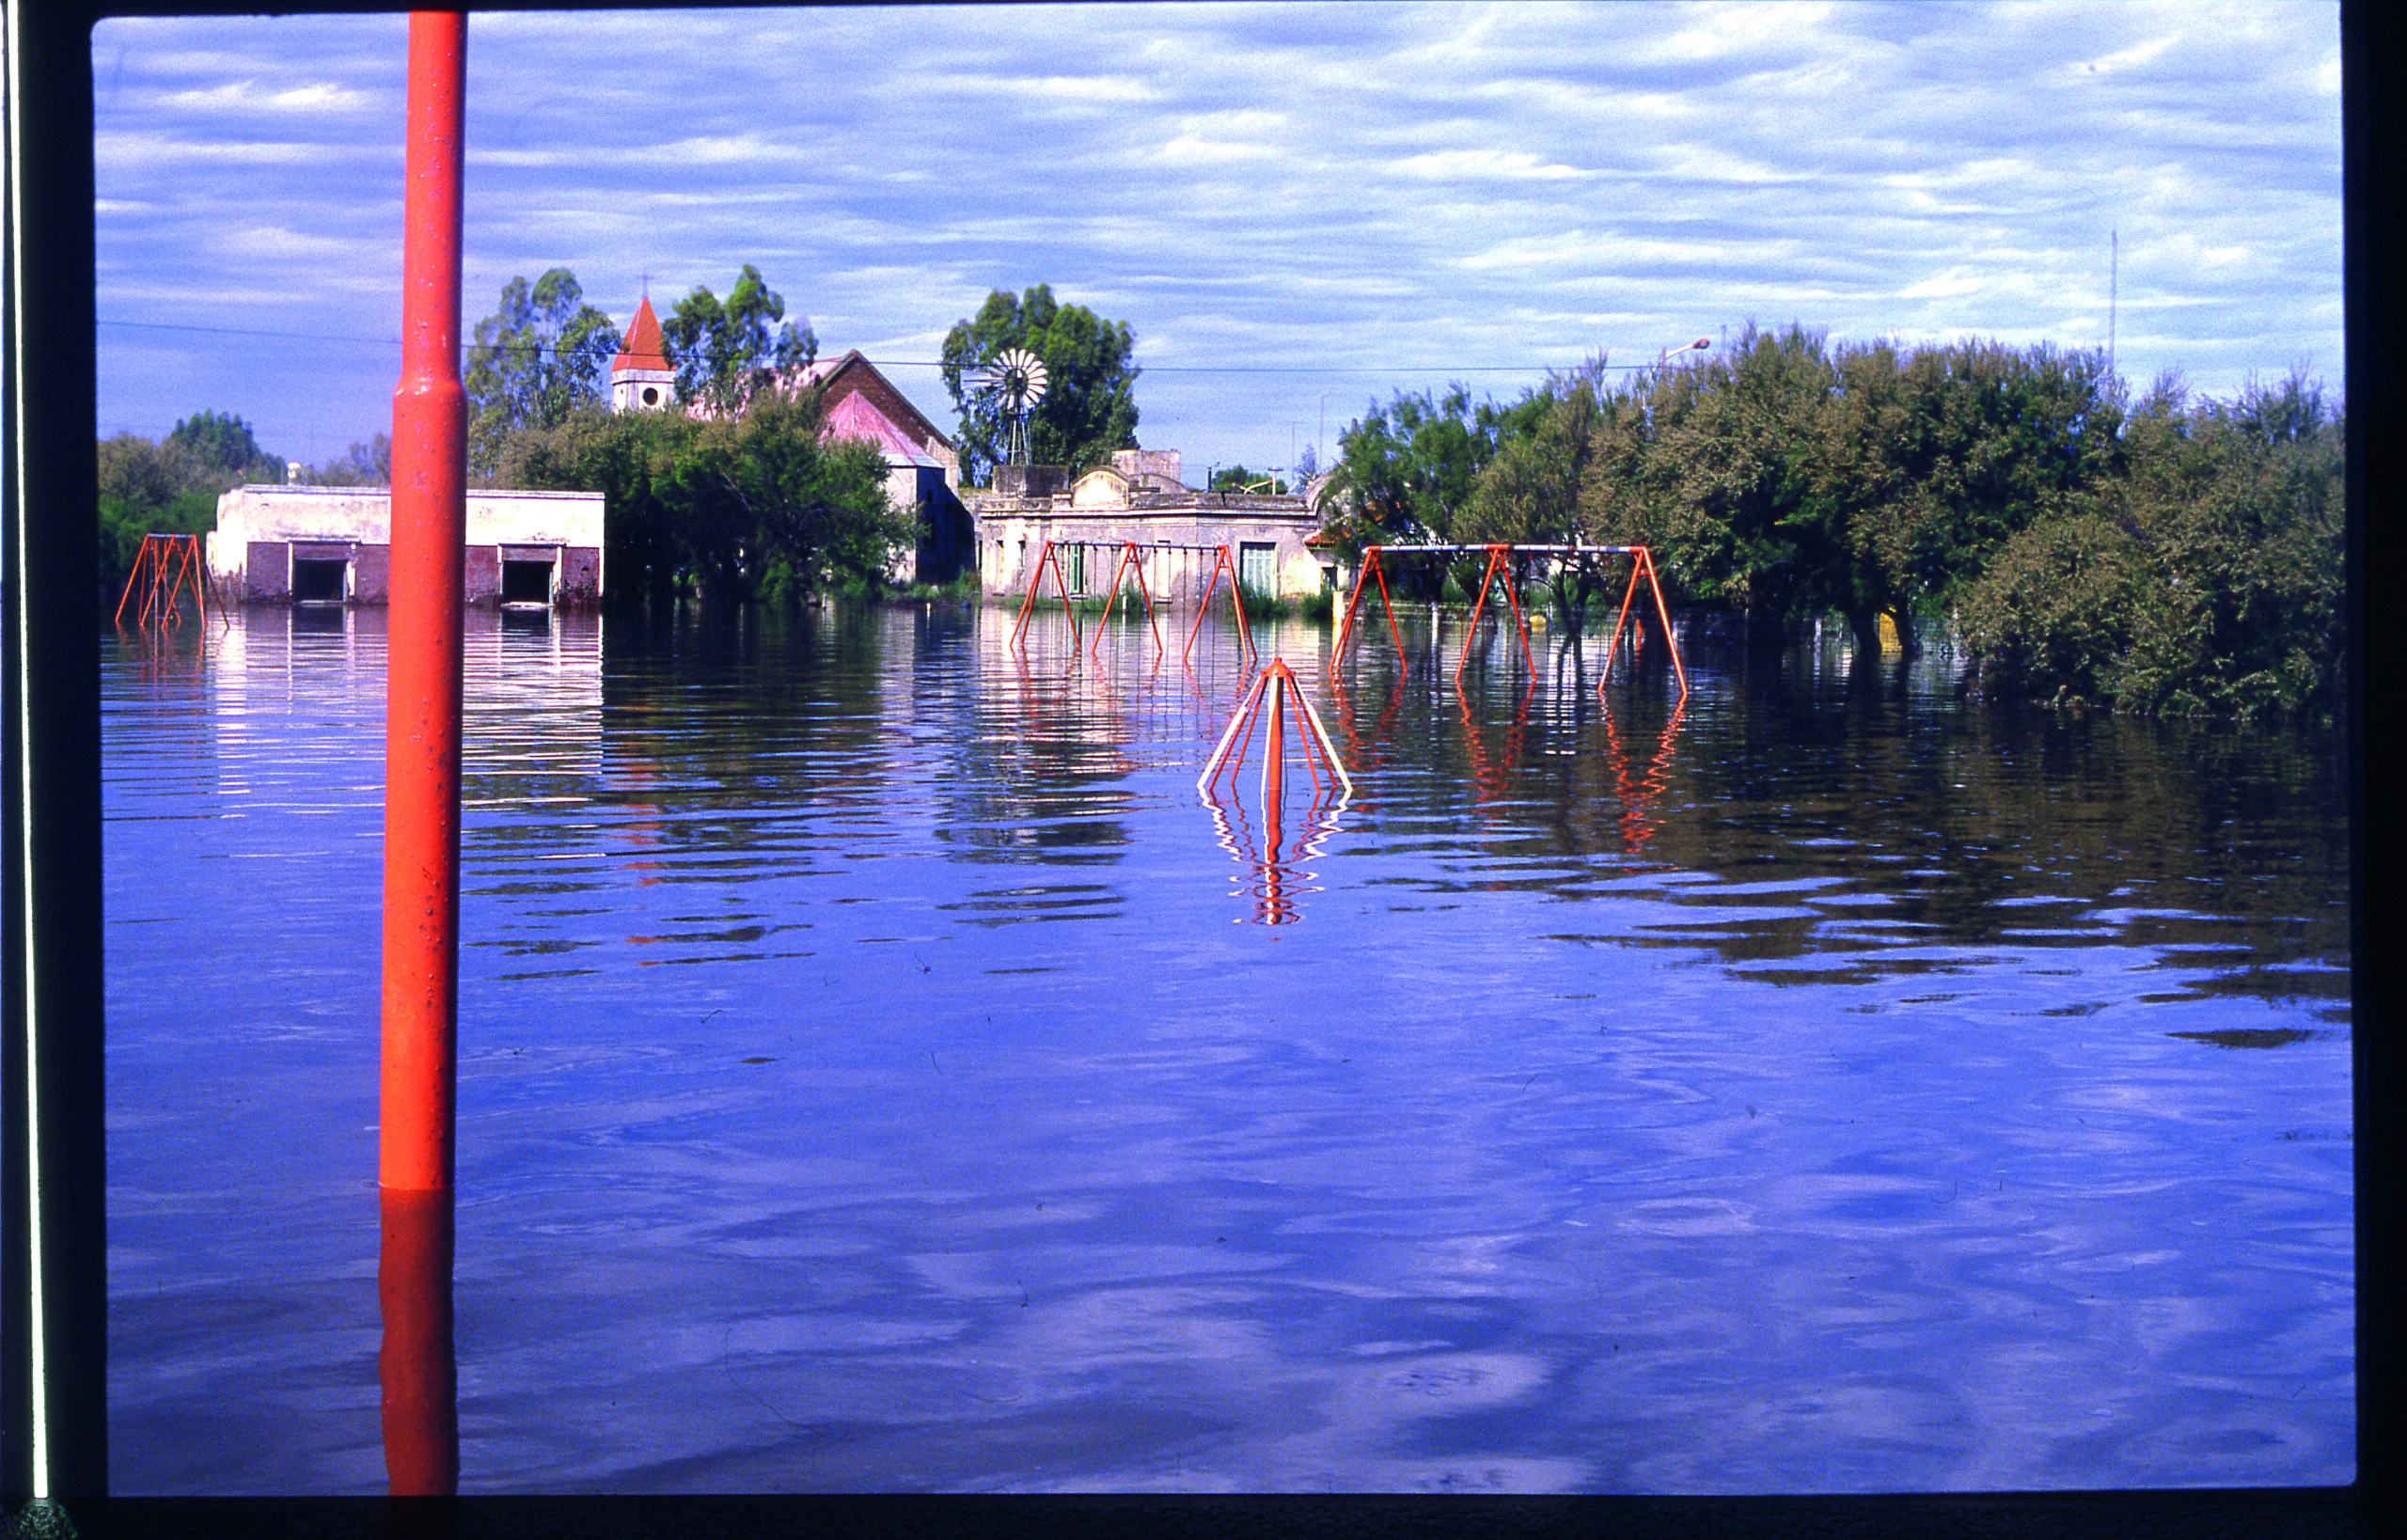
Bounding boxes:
[973,449,1331,605]
[206,485,606,606]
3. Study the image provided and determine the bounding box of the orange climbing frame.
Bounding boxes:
[1198,656,1352,806]
[113,531,221,630]
[1454,543,1538,685]
[1181,542,1256,668]
[1008,538,1259,667]
[1330,545,1408,678]
[1090,541,1166,658]
[1597,545,1688,699]
[1331,542,1686,697]
[1009,537,1083,650]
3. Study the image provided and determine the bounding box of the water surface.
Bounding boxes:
[103,603,2352,1492]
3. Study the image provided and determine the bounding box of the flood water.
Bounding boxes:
[102,602,2352,1493]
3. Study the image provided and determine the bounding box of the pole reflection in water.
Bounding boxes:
[1600,687,1688,856]
[1455,668,1538,813]
[1202,784,1346,926]
[378,1185,458,1494]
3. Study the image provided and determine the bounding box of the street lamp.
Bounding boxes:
[1658,337,1711,369]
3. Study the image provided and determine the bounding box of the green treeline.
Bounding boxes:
[95,412,393,611]
[496,392,911,607]
[1322,324,2343,718]
[475,266,907,605]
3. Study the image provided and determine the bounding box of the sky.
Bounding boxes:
[93,1,2343,479]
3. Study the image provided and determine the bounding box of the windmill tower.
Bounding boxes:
[980,348,1048,465]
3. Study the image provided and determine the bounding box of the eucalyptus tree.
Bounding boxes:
[165,409,280,479]
[495,391,905,608]
[464,268,622,474]
[663,264,817,416]
[938,284,1140,484]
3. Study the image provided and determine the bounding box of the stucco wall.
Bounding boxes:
[207,485,607,605]
[972,500,1330,604]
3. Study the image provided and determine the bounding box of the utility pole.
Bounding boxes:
[2109,228,2118,382]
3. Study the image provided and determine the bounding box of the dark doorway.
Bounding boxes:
[291,558,347,604]
[501,558,555,605]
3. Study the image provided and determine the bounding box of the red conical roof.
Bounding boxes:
[612,295,669,373]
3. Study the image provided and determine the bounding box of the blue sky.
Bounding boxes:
[94,1,2343,479]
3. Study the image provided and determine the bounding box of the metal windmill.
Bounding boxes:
[979,348,1049,466]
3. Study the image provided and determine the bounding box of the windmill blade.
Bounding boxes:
[989,349,1047,412]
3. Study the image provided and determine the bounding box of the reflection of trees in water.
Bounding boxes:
[594,605,1139,872]
[581,604,2341,1008]
[1329,622,2345,1008]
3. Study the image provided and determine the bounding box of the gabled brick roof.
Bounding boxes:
[790,350,952,453]
[612,296,669,374]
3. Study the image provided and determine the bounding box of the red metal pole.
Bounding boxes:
[383,5,467,1199]
[1049,543,1082,648]
[1330,553,1373,662]
[1600,554,1645,690]
[1221,546,1255,663]
[1455,547,1504,685]
[1262,667,1285,809]
[1129,546,1165,655]
[1372,554,1407,672]
[1498,553,1536,677]
[1641,548,1690,697]
[381,11,466,1498]
[1182,553,1221,664]
[1012,539,1048,645]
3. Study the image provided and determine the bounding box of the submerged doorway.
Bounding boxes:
[291,557,348,604]
[500,557,555,606]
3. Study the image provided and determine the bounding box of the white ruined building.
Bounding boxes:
[206,485,606,606]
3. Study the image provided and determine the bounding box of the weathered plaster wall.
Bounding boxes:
[972,496,1329,604]
[207,485,607,605]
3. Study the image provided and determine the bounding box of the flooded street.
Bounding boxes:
[102,602,2352,1493]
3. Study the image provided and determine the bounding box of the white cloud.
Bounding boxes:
[90,1,2344,460]
[1654,0,1837,61]
[1156,134,1283,167]
[95,131,360,172]
[216,225,371,261]
[1024,75,1164,103]
[2075,35,2179,77]
[1391,149,1587,182]
[161,79,371,112]
[1899,270,1985,300]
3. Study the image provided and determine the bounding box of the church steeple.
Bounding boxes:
[610,295,674,412]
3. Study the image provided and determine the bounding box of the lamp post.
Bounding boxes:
[1658,337,1711,369]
